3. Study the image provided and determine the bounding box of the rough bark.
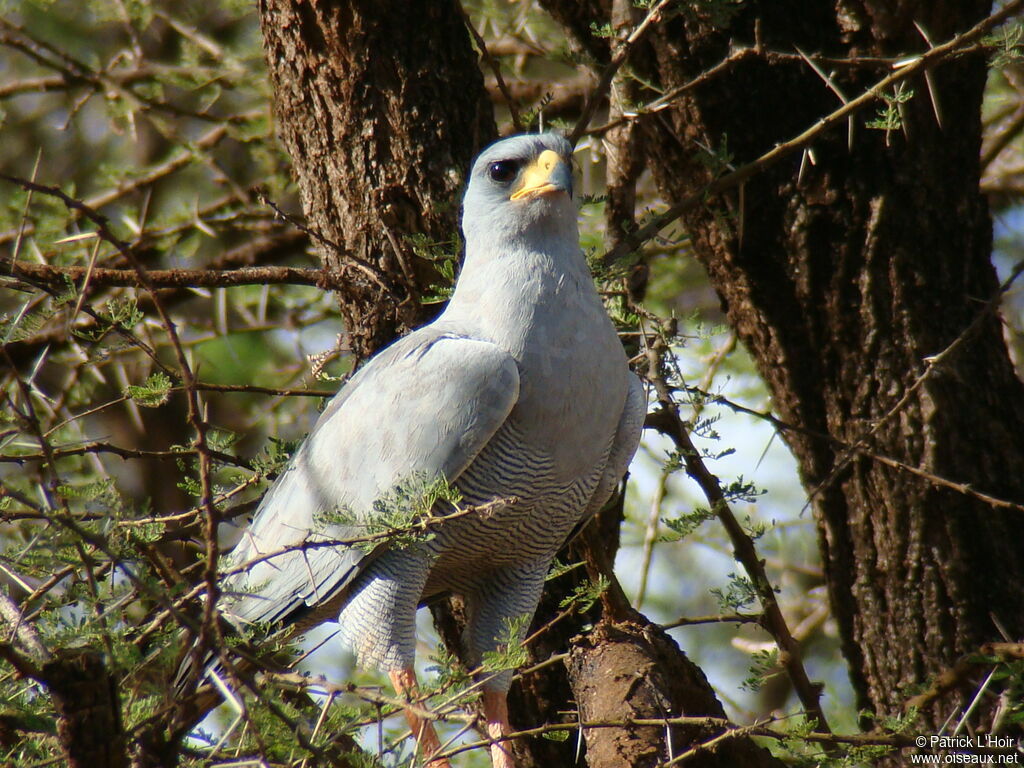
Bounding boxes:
[605,0,649,302]
[567,523,785,768]
[567,618,777,768]
[43,650,127,768]
[257,0,496,359]
[0,635,126,766]
[544,0,1024,735]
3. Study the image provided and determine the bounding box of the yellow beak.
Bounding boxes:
[510,150,573,200]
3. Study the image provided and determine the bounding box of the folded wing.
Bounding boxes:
[221,330,520,630]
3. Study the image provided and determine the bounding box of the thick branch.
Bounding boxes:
[4,260,341,290]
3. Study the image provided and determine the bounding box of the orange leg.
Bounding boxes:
[483,689,515,768]
[388,668,451,768]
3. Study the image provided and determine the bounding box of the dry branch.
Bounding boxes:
[4,260,342,290]
[644,340,833,738]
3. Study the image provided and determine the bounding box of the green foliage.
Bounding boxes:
[55,477,117,503]
[103,295,145,330]
[315,473,463,552]
[2,0,1017,764]
[176,473,202,497]
[662,505,717,540]
[605,292,643,332]
[0,1,310,752]
[558,575,609,613]
[838,743,897,767]
[710,572,759,612]
[541,727,571,742]
[368,473,461,537]
[427,646,474,693]
[740,647,779,692]
[741,512,769,540]
[250,435,301,477]
[695,134,734,178]
[865,83,914,132]
[520,91,557,132]
[123,371,172,407]
[408,231,462,303]
[861,706,918,735]
[986,654,1024,726]
[986,19,1024,68]
[372,473,462,517]
[545,557,585,581]
[481,614,530,673]
[1,290,61,343]
[721,475,765,504]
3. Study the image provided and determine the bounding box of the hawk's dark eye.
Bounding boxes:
[488,160,519,184]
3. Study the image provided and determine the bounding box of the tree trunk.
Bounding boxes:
[545,0,1024,735]
[257,0,496,359]
[45,651,127,768]
[567,618,779,768]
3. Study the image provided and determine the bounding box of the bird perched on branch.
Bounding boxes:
[196,133,645,767]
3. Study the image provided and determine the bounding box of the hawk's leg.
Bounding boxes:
[482,688,515,768]
[388,667,451,768]
[465,560,548,768]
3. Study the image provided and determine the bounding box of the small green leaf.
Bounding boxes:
[558,575,609,613]
[482,615,530,673]
[124,372,172,408]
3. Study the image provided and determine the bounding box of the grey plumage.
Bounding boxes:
[217,133,645,695]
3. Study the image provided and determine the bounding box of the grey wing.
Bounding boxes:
[578,371,646,523]
[221,331,520,629]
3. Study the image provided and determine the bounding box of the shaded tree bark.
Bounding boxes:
[567,618,775,768]
[43,650,128,768]
[565,523,785,768]
[0,637,127,768]
[544,0,1024,738]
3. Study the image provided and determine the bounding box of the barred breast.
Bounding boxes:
[421,415,610,597]
[335,415,611,671]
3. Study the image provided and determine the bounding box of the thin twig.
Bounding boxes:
[0,590,51,662]
[0,168,231,696]
[569,0,674,145]
[675,380,1024,514]
[981,105,1024,170]
[435,714,913,763]
[644,338,834,738]
[0,440,250,468]
[462,7,523,132]
[660,613,761,630]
